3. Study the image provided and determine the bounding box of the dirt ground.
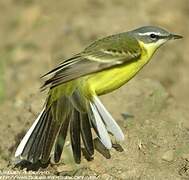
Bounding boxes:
[0,0,189,179]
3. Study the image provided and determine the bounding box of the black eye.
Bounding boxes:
[150,33,158,39]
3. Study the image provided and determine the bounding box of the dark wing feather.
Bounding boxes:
[54,112,71,163]
[41,55,81,78]
[41,33,141,89]
[53,97,72,163]
[70,109,81,164]
[80,113,94,157]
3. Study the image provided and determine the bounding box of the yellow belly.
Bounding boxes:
[86,53,150,95]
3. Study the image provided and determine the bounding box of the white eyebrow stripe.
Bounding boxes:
[138,32,161,36]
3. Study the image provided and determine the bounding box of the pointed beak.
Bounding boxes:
[169,34,183,40]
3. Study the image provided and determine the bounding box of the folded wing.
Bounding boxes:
[41,34,141,89]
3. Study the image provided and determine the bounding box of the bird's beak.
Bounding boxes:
[169,34,183,40]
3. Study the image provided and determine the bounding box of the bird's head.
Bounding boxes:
[130,26,183,56]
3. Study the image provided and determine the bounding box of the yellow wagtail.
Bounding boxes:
[15,26,182,165]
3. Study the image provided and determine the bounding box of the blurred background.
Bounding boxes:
[0,0,188,179]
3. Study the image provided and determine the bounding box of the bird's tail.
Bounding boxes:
[15,91,124,165]
[14,95,71,164]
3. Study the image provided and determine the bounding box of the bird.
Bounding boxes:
[14,26,182,166]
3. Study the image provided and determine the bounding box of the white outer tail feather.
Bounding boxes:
[15,107,45,158]
[90,102,112,149]
[93,96,124,141]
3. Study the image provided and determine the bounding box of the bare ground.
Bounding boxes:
[0,0,189,179]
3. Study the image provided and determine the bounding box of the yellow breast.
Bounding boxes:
[86,41,154,96]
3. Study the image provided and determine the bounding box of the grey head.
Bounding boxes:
[129,26,182,45]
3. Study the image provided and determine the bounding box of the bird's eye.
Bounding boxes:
[150,33,158,39]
